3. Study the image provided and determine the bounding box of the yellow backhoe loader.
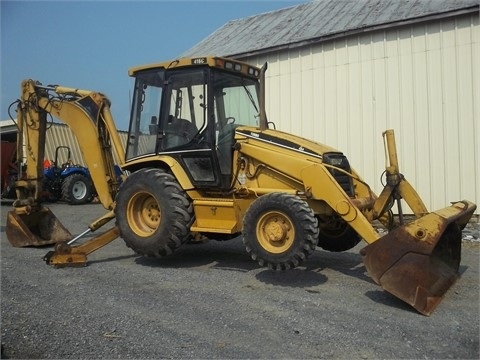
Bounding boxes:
[6,57,476,316]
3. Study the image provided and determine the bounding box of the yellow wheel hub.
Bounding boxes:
[256,211,295,254]
[126,192,161,237]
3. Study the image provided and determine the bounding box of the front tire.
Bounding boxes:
[115,168,194,257]
[243,193,319,270]
[62,173,93,205]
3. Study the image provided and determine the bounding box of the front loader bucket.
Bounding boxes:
[361,201,476,315]
[6,207,72,247]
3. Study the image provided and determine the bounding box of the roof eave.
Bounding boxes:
[227,6,479,59]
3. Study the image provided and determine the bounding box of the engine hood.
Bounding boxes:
[235,127,341,159]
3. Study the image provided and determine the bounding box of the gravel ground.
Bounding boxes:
[1,202,479,359]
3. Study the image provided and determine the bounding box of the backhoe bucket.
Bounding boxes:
[361,201,476,315]
[6,207,72,247]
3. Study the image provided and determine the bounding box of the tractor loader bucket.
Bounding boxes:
[361,200,476,316]
[6,207,72,247]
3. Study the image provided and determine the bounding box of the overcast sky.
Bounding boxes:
[1,0,304,130]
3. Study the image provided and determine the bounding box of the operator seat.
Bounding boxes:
[164,116,198,149]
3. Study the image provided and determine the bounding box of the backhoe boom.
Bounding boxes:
[6,79,125,247]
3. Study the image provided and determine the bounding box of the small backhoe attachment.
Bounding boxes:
[5,79,124,249]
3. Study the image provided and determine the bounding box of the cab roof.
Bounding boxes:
[128,56,261,79]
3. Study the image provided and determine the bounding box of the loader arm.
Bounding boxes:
[6,79,125,247]
[372,129,428,223]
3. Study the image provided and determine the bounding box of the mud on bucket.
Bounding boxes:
[360,201,476,316]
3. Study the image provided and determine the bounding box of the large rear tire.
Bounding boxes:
[243,193,319,270]
[62,173,93,205]
[115,168,194,257]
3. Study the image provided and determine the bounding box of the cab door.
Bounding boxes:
[161,68,226,189]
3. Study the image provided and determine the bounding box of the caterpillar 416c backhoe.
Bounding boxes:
[6,57,476,315]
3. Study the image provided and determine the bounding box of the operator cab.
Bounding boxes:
[126,57,262,190]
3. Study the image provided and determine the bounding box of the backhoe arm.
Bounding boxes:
[6,79,125,248]
[15,79,125,210]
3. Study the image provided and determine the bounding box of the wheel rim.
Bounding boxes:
[256,211,295,254]
[126,192,161,237]
[72,181,87,199]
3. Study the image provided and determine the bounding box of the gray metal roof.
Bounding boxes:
[182,0,479,58]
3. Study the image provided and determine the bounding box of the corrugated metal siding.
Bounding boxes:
[240,14,479,213]
[44,123,128,167]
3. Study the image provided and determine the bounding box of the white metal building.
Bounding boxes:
[183,0,479,215]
